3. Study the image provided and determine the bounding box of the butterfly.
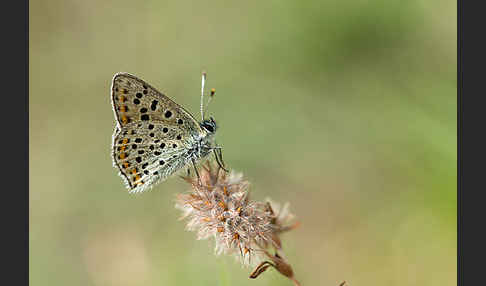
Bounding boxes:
[110,72,226,193]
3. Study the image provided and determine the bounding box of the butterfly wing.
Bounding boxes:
[113,121,202,193]
[111,72,200,130]
[111,73,204,193]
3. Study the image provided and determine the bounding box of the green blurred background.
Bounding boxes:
[30,0,456,285]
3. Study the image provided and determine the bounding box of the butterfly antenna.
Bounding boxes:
[204,88,215,116]
[201,71,207,121]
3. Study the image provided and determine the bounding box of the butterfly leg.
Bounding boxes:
[191,157,202,184]
[213,148,228,172]
[217,147,228,172]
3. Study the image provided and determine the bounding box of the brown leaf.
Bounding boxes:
[270,252,294,278]
[249,261,273,279]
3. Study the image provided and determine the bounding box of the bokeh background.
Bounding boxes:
[30,0,456,285]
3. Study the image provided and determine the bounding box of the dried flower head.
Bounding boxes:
[175,162,300,284]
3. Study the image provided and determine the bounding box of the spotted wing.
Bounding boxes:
[110,73,203,193]
[112,121,202,193]
[110,72,201,131]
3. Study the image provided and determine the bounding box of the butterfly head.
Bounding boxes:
[200,117,217,134]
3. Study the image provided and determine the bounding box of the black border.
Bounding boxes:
[3,0,28,284]
[460,0,486,285]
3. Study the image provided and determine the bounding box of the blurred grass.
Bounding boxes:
[30,0,456,285]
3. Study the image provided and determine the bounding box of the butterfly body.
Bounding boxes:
[110,73,220,193]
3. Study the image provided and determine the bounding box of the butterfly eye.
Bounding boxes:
[201,120,216,133]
